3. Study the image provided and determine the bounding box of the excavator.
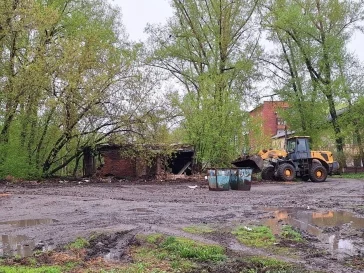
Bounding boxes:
[232,136,339,182]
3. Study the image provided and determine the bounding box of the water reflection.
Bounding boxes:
[0,235,34,257]
[262,208,364,260]
[0,218,57,257]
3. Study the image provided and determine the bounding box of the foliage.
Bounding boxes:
[232,226,276,247]
[178,90,247,166]
[0,0,171,179]
[147,0,261,167]
[248,114,275,152]
[262,0,364,157]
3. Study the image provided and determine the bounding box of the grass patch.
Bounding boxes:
[66,237,89,250]
[280,225,303,242]
[182,225,214,234]
[0,265,62,273]
[334,173,364,179]
[161,236,226,262]
[129,233,226,272]
[240,256,304,273]
[233,226,275,247]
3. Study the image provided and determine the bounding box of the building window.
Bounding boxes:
[277,117,285,125]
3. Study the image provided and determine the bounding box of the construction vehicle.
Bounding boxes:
[232,136,339,182]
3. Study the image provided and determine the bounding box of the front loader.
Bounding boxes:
[232,136,339,182]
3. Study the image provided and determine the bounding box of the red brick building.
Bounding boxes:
[248,101,289,150]
[250,101,288,137]
[83,144,194,178]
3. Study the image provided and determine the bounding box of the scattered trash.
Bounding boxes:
[188,185,198,189]
[244,226,252,231]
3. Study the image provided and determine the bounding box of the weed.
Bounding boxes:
[233,226,275,247]
[161,236,226,262]
[67,237,89,250]
[280,225,303,242]
[182,225,214,234]
[145,233,163,244]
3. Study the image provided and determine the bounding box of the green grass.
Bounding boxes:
[334,173,364,179]
[240,256,304,273]
[280,225,303,242]
[182,225,214,234]
[233,226,276,247]
[145,233,164,244]
[0,266,62,273]
[130,234,226,272]
[161,236,226,262]
[66,237,89,249]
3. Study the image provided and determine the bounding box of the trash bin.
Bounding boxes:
[230,168,252,191]
[207,168,231,191]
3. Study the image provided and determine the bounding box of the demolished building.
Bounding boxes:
[83,144,195,179]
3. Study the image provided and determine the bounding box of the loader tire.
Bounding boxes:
[261,166,274,180]
[309,164,327,182]
[277,163,295,181]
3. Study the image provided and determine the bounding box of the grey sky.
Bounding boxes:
[111,0,364,60]
[110,0,172,41]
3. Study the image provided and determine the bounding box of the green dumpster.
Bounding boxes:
[230,168,252,191]
[207,168,231,191]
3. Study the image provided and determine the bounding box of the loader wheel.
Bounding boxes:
[277,163,295,181]
[309,164,327,182]
[261,166,274,180]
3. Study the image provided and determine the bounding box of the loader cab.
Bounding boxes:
[286,136,311,161]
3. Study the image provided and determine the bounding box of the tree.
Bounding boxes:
[0,0,165,178]
[263,0,364,156]
[147,0,261,167]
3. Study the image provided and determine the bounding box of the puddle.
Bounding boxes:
[0,235,35,257]
[0,219,57,258]
[0,218,57,227]
[262,208,364,260]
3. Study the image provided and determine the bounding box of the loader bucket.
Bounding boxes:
[231,155,263,173]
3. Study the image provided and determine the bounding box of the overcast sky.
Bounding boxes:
[110,0,172,41]
[110,0,364,60]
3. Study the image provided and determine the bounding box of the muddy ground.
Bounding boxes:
[1,177,364,272]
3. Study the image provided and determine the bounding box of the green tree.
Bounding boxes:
[0,0,163,178]
[147,0,260,167]
[263,0,364,156]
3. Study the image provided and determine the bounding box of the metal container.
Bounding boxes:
[230,168,252,191]
[207,168,231,191]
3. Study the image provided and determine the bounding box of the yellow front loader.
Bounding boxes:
[232,136,339,182]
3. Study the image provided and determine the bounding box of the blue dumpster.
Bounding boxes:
[230,168,252,191]
[207,168,231,191]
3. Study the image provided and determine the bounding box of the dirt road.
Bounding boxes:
[1,177,364,272]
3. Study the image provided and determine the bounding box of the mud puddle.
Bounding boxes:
[0,218,56,257]
[262,207,364,260]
